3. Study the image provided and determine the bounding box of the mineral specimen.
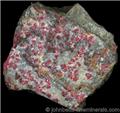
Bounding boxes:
[3,3,117,111]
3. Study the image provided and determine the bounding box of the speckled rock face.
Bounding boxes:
[3,3,117,111]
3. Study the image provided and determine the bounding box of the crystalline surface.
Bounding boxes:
[3,3,117,111]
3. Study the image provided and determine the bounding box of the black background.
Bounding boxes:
[2,1,120,113]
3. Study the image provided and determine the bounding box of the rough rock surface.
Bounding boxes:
[3,3,117,111]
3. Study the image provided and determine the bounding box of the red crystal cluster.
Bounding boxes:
[3,3,117,111]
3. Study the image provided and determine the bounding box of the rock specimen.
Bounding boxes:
[3,3,117,111]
